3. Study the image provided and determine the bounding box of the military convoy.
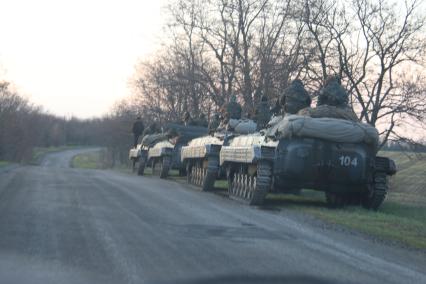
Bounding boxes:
[129,124,207,179]
[130,116,396,210]
[129,78,397,211]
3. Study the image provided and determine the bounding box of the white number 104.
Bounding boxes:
[339,156,358,167]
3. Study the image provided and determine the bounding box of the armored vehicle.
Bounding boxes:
[165,123,208,175]
[129,124,207,179]
[220,134,278,205]
[220,115,397,210]
[181,118,257,191]
[181,134,224,191]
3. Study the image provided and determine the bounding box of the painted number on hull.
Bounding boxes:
[339,156,358,167]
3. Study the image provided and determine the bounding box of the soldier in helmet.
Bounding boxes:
[317,76,348,107]
[270,98,282,116]
[183,111,195,126]
[309,75,358,121]
[280,79,311,115]
[132,116,145,148]
[208,112,221,134]
[226,95,242,120]
[254,94,272,130]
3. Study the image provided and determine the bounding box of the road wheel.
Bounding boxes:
[362,172,388,211]
[227,161,271,206]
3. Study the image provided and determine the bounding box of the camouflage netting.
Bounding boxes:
[280,80,311,114]
[317,77,349,107]
[298,105,359,122]
[267,115,379,148]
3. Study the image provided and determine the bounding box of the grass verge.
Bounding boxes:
[31,146,77,165]
[0,161,11,167]
[71,150,109,169]
[266,191,426,250]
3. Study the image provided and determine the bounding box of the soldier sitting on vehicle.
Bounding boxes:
[132,116,145,148]
[317,76,348,107]
[183,111,196,126]
[280,79,311,115]
[208,113,221,134]
[254,94,271,130]
[270,98,282,116]
[226,95,242,120]
[298,75,359,122]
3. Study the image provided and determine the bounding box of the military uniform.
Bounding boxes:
[132,118,145,148]
[270,99,282,116]
[280,79,311,114]
[208,113,220,134]
[254,95,271,130]
[183,112,196,126]
[298,76,359,122]
[226,95,242,120]
[317,76,349,107]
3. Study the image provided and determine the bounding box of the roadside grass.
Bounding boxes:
[71,150,107,169]
[31,146,77,165]
[0,161,11,167]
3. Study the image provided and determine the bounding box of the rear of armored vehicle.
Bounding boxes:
[274,138,396,209]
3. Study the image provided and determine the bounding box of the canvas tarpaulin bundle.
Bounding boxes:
[298,105,359,122]
[228,119,257,134]
[267,115,379,148]
[141,133,168,147]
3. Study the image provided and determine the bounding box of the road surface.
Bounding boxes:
[0,149,425,284]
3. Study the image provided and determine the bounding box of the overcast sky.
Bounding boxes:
[0,0,167,118]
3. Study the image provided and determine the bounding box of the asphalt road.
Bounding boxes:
[0,149,425,284]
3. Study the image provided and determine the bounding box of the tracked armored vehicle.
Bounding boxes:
[220,134,278,205]
[181,134,225,191]
[181,119,257,191]
[272,115,396,210]
[129,124,207,179]
[165,123,208,176]
[220,115,397,210]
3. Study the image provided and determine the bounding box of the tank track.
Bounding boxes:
[362,172,388,210]
[187,156,219,191]
[152,156,171,179]
[228,161,271,205]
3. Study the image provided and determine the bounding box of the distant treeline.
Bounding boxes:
[0,81,134,165]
